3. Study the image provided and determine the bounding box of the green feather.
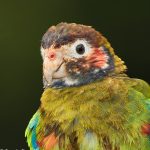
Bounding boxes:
[26,75,150,149]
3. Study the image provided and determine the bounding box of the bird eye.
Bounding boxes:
[76,44,85,55]
[69,40,91,58]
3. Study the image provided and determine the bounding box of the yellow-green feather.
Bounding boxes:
[38,75,150,150]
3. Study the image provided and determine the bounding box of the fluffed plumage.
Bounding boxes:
[25,23,150,150]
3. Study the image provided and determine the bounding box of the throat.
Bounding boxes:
[43,77,79,89]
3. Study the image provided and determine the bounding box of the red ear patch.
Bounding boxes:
[141,124,150,135]
[87,47,108,68]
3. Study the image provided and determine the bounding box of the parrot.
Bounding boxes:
[25,23,150,150]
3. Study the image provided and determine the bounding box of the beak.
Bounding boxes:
[43,49,67,85]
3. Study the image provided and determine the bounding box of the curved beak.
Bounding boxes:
[43,49,67,85]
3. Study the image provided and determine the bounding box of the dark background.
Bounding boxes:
[0,0,150,149]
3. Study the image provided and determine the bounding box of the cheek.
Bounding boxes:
[87,48,108,68]
[66,59,90,75]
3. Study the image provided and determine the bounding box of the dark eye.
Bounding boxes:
[76,44,85,55]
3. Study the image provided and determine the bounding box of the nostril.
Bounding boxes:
[48,52,56,60]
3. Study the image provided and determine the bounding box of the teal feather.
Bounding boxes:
[25,111,40,150]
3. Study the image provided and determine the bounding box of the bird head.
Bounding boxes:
[41,23,127,88]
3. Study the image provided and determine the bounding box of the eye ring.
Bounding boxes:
[75,44,85,55]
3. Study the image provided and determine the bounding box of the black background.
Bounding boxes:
[0,0,150,149]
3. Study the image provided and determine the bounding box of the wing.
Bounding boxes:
[124,78,150,147]
[25,110,59,150]
[25,111,40,150]
[25,109,74,150]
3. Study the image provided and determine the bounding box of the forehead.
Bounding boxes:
[41,23,102,49]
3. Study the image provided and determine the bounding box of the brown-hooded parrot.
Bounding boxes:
[25,23,150,150]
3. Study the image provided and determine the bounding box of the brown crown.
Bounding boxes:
[41,22,102,49]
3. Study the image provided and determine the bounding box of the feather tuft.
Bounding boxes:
[41,133,58,150]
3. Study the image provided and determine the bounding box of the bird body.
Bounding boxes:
[25,23,150,150]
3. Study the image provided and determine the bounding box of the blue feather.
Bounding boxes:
[31,128,39,150]
[25,111,40,150]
